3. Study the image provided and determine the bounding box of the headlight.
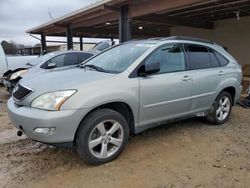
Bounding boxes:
[31,90,76,111]
[10,70,28,80]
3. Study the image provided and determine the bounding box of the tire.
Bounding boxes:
[76,108,129,165]
[206,91,233,125]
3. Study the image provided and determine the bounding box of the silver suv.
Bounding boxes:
[7,37,242,165]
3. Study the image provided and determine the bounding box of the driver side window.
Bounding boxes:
[145,43,186,74]
[49,54,65,68]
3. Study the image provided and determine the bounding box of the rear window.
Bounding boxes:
[92,42,111,52]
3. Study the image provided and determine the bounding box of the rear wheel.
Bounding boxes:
[76,109,129,165]
[206,91,232,125]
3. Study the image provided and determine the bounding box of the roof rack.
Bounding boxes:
[166,36,215,44]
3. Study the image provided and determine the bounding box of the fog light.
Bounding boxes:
[34,127,56,134]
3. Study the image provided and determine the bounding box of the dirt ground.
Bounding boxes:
[0,85,249,188]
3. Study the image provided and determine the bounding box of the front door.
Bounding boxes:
[139,43,192,127]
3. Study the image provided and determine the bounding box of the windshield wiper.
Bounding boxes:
[81,64,107,72]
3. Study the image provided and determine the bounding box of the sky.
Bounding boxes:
[0,0,99,46]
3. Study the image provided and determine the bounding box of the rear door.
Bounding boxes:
[185,44,223,113]
[139,43,192,126]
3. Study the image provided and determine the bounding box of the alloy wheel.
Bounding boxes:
[216,96,231,121]
[88,120,124,159]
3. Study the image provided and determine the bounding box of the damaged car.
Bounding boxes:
[3,50,94,92]
[3,40,114,92]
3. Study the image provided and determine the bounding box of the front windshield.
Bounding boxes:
[85,42,151,73]
[28,52,58,66]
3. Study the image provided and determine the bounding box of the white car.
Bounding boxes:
[0,44,8,83]
[3,50,94,92]
[0,44,37,83]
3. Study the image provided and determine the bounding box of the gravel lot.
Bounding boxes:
[0,85,249,188]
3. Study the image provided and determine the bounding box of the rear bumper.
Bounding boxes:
[7,97,88,144]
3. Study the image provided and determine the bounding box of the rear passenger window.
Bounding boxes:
[79,53,93,63]
[64,53,79,66]
[187,44,210,69]
[214,51,229,66]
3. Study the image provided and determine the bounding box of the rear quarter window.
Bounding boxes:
[208,49,220,67]
[214,51,229,66]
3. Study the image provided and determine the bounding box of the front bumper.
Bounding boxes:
[7,97,88,144]
[3,78,18,93]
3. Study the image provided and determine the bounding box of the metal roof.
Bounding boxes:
[27,0,250,38]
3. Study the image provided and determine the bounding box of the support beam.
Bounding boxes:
[41,33,47,53]
[79,37,83,51]
[119,4,131,43]
[66,26,73,50]
[110,36,115,45]
[134,14,213,29]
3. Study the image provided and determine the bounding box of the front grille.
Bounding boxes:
[13,83,33,101]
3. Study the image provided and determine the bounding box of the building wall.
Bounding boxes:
[170,16,250,65]
[47,46,61,52]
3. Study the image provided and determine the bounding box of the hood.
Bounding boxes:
[22,64,64,78]
[20,67,116,93]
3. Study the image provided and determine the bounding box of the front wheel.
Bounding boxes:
[206,91,232,125]
[76,109,129,165]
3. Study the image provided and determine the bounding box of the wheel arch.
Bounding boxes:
[73,101,135,146]
[220,86,236,105]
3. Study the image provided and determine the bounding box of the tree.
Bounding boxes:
[1,40,18,54]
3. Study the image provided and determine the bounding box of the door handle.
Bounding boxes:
[182,75,191,81]
[218,71,224,76]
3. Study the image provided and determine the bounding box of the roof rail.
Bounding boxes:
[166,36,215,44]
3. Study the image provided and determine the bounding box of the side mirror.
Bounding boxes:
[139,61,160,76]
[47,62,56,69]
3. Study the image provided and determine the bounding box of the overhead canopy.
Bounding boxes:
[26,0,250,38]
